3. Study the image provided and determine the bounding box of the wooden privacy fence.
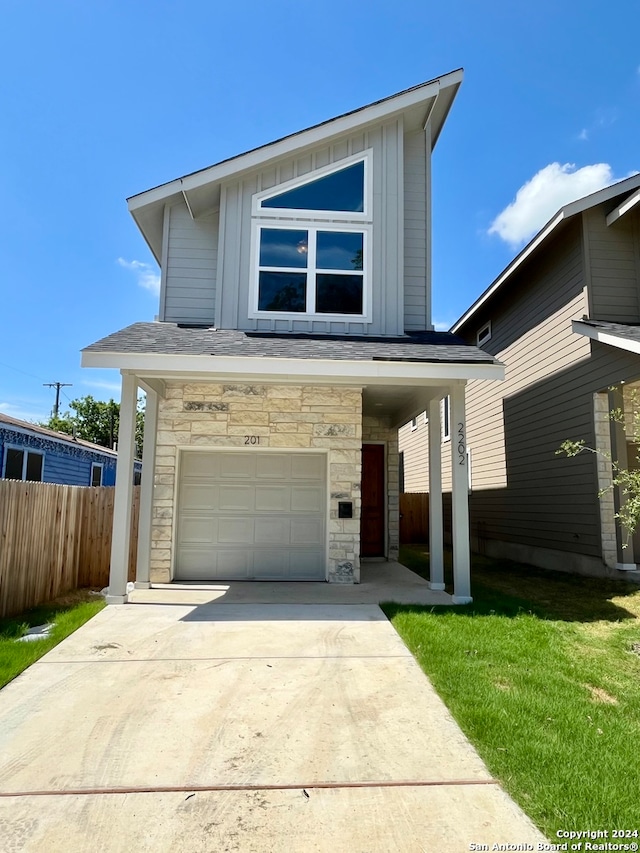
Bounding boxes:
[0,481,140,618]
[400,492,429,543]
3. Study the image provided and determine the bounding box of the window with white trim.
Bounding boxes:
[251,153,372,320]
[442,396,451,442]
[3,446,44,481]
[477,321,492,346]
[91,463,103,486]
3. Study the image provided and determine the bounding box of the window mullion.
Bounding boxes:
[307,227,317,314]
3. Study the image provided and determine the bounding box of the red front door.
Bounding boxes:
[361,443,385,557]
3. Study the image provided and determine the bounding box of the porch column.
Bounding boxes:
[608,386,636,568]
[450,383,472,604]
[106,372,138,605]
[428,398,445,589]
[135,388,158,589]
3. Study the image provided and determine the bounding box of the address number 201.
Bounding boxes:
[245,435,260,445]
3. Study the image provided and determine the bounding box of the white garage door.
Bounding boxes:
[175,450,326,581]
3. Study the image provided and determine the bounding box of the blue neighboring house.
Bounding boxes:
[0,412,141,486]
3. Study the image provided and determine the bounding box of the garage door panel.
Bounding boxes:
[258,552,291,578]
[218,485,254,512]
[254,517,289,544]
[180,516,218,544]
[289,551,325,579]
[219,454,255,479]
[290,486,324,512]
[181,453,220,478]
[215,551,250,579]
[256,454,289,480]
[217,517,254,544]
[290,518,324,545]
[181,483,218,510]
[291,454,325,480]
[255,486,289,512]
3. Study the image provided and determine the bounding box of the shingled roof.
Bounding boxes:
[83,323,498,365]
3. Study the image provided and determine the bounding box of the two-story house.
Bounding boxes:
[83,70,503,604]
[401,174,640,578]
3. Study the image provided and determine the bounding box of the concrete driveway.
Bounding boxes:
[0,595,547,852]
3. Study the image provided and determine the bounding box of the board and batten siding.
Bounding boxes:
[403,130,427,331]
[585,205,640,322]
[216,120,406,336]
[161,202,218,324]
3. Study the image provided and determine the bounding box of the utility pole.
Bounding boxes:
[43,382,72,418]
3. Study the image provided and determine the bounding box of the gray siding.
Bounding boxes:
[460,219,604,557]
[586,205,640,322]
[217,120,406,335]
[162,202,218,324]
[403,130,427,330]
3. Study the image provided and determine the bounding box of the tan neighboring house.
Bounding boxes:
[400,174,640,578]
[82,70,503,604]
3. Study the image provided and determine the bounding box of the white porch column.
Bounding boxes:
[135,388,158,589]
[106,372,138,605]
[428,398,445,589]
[450,383,472,604]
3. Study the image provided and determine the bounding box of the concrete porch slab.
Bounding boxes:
[130,560,452,607]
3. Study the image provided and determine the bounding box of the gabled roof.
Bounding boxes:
[129,69,464,262]
[452,172,640,335]
[0,412,118,456]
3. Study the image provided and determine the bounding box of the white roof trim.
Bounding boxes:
[606,188,640,227]
[82,350,504,384]
[128,70,463,212]
[452,173,640,335]
[572,320,640,356]
[452,213,564,333]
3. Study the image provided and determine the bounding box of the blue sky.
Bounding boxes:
[1,0,638,421]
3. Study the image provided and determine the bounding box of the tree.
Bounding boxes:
[557,387,640,545]
[41,394,145,458]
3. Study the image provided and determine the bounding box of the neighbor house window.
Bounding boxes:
[410,417,417,431]
[3,447,44,481]
[91,463,103,486]
[477,321,492,346]
[442,396,451,442]
[251,153,372,320]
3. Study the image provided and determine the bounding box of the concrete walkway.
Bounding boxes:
[0,576,548,851]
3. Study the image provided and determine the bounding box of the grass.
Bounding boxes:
[383,545,640,838]
[0,590,105,689]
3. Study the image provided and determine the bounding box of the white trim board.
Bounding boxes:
[572,321,640,356]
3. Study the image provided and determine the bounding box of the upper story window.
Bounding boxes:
[477,321,492,346]
[251,152,372,321]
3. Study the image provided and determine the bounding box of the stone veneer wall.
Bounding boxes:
[362,415,400,561]
[152,382,363,584]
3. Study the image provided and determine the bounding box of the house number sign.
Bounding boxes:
[457,422,466,465]
[244,435,260,445]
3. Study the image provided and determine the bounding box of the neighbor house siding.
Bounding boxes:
[162,202,218,324]
[586,206,640,323]
[398,416,429,491]
[216,121,405,336]
[452,212,640,564]
[403,130,427,331]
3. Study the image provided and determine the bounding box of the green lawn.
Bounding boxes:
[384,545,640,838]
[0,591,105,689]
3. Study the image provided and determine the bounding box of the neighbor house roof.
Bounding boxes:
[572,319,640,356]
[128,69,464,262]
[82,323,498,365]
[0,412,118,456]
[452,173,640,335]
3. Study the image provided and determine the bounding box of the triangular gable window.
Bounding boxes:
[260,160,364,213]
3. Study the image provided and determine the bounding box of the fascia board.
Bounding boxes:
[572,320,640,355]
[606,188,640,226]
[452,212,565,334]
[82,350,504,383]
[127,72,463,213]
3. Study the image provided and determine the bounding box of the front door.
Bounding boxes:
[361,443,385,557]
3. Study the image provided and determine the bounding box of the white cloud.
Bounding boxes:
[578,128,589,141]
[488,162,615,247]
[117,258,161,295]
